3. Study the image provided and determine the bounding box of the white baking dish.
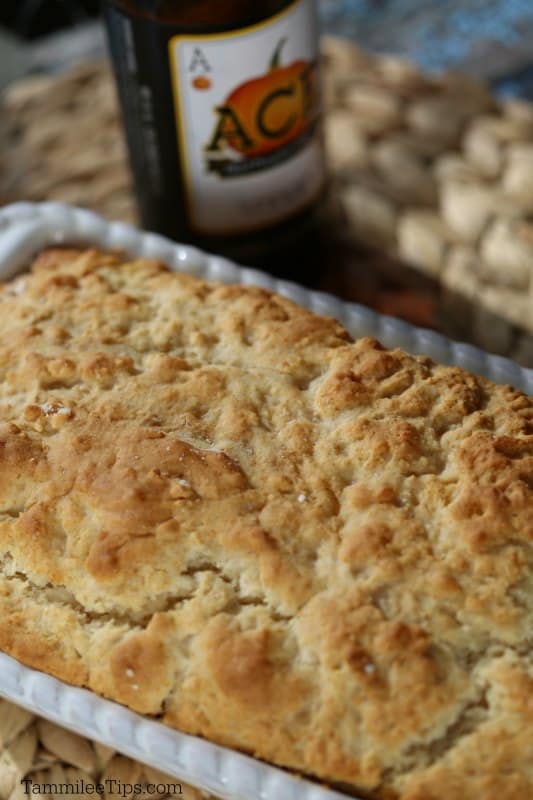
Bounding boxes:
[0,202,531,800]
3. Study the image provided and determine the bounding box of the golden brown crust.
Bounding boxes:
[0,247,532,800]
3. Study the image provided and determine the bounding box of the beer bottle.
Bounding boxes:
[103,0,327,281]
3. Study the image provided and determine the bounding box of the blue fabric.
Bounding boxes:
[320,0,533,97]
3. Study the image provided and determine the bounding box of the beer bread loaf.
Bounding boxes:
[0,248,531,800]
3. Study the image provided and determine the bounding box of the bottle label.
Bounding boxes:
[169,0,325,236]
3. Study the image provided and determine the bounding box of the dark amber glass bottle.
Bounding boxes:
[103,0,326,280]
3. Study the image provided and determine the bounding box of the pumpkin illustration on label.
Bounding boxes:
[206,38,319,170]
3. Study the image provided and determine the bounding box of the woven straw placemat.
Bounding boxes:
[0,60,134,222]
[0,699,214,800]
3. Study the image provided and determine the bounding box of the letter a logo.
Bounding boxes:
[189,48,211,73]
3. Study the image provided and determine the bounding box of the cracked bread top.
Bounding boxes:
[0,247,531,800]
